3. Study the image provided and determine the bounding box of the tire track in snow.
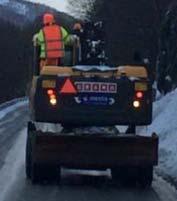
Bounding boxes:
[0,129,26,201]
[0,105,28,169]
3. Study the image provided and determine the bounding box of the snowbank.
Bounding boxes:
[144,89,177,183]
[0,98,28,120]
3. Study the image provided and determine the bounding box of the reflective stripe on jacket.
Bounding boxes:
[37,25,70,58]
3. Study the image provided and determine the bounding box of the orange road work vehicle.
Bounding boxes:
[26,62,158,187]
[26,25,158,187]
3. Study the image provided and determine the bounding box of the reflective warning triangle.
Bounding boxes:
[60,78,77,94]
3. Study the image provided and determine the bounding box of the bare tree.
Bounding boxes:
[67,0,96,19]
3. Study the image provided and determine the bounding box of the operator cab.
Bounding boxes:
[33,21,107,76]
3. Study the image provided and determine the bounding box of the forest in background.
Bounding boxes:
[68,0,173,83]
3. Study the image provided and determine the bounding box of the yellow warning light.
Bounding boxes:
[135,82,147,91]
[42,80,56,88]
[50,98,57,106]
[133,100,140,108]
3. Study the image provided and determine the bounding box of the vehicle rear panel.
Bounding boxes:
[33,75,152,126]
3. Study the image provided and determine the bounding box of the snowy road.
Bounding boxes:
[0,104,177,201]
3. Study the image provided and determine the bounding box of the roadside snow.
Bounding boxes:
[0,129,26,201]
[144,88,177,183]
[0,0,9,5]
[0,99,28,120]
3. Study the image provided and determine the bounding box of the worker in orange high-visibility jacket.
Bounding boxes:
[33,13,71,70]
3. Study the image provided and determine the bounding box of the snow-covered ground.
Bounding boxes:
[144,89,177,184]
[0,0,9,5]
[0,98,27,120]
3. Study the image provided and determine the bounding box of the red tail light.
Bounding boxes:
[136,91,143,99]
[47,89,57,106]
[60,78,77,94]
[47,89,54,95]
